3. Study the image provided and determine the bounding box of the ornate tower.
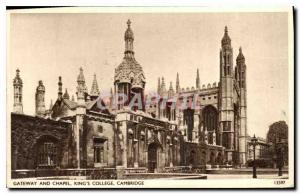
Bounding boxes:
[35,80,46,117]
[114,19,145,111]
[236,47,247,165]
[168,82,174,98]
[124,19,134,58]
[77,67,88,102]
[219,26,235,163]
[196,68,200,89]
[176,73,180,93]
[90,74,100,101]
[13,69,23,113]
[74,67,87,168]
[160,77,167,96]
[76,67,87,103]
[58,76,63,101]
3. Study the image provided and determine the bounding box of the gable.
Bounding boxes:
[88,99,111,115]
[51,99,76,119]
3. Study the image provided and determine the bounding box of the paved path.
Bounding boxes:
[206,174,288,179]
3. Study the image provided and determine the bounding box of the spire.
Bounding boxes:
[157,77,161,95]
[196,68,200,89]
[221,26,231,48]
[124,19,135,59]
[49,99,53,110]
[236,47,245,63]
[90,74,100,97]
[168,81,174,97]
[161,76,166,90]
[110,87,114,107]
[77,67,85,84]
[125,19,134,40]
[176,73,180,93]
[58,76,63,100]
[169,81,174,90]
[237,47,246,89]
[220,26,233,77]
[110,87,113,97]
[63,88,70,100]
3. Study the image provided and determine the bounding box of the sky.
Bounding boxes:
[8,11,291,138]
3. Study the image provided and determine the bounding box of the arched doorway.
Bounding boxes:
[189,150,196,166]
[148,143,160,173]
[209,152,215,165]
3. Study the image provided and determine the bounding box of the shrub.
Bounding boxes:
[247,159,273,168]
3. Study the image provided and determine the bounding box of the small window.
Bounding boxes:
[94,146,104,163]
[202,98,205,100]
[214,96,217,99]
[98,126,103,133]
[208,97,211,100]
[227,66,230,75]
[93,138,106,164]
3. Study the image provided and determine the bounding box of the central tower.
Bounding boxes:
[219,26,235,163]
[114,20,146,111]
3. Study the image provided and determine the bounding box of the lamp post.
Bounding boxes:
[251,134,258,178]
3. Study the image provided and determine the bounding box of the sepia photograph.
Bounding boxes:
[6,7,294,188]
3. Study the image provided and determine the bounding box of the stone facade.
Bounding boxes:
[11,113,71,170]
[152,26,248,166]
[11,20,248,174]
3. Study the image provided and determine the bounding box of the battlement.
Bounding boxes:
[200,82,218,90]
[179,82,219,94]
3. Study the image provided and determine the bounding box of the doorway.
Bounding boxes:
[148,143,159,173]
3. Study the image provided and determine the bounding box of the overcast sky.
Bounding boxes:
[8,12,290,138]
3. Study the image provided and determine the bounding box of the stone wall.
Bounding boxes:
[83,116,115,168]
[182,141,225,167]
[181,141,204,166]
[11,113,71,170]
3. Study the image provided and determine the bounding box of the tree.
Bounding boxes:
[266,121,288,167]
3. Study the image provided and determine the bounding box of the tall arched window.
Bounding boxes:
[183,108,194,141]
[202,105,218,144]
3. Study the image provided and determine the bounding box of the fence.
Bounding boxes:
[12,168,117,179]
